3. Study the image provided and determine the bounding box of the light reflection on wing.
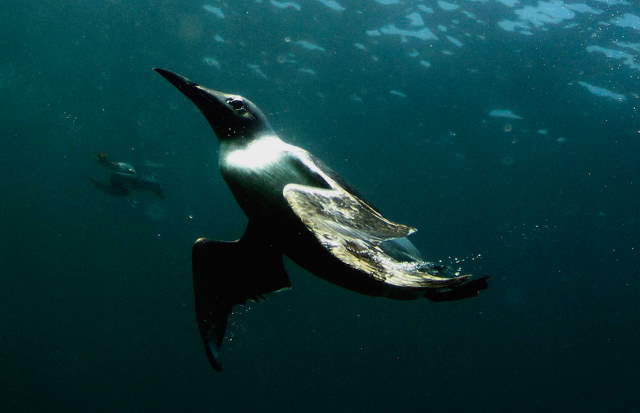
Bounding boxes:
[283,183,470,288]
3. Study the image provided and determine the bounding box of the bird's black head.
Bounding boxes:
[154,68,272,141]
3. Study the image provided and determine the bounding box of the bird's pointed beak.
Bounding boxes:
[153,68,264,140]
[154,67,245,139]
[153,68,229,112]
[154,68,193,92]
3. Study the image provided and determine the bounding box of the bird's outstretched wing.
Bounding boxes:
[283,184,470,289]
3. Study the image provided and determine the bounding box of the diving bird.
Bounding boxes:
[154,68,488,371]
[91,153,165,199]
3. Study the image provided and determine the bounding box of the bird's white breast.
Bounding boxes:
[219,135,315,218]
[223,135,289,169]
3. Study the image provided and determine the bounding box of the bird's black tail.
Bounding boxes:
[191,235,290,371]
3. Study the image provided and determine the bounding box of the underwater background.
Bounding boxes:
[2,0,639,411]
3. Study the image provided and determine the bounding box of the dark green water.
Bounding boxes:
[2,0,640,411]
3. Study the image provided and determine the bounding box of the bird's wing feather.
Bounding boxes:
[283,183,470,288]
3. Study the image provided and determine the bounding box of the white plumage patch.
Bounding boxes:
[224,136,289,169]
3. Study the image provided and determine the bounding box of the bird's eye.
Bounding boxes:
[226,98,244,111]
